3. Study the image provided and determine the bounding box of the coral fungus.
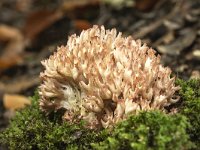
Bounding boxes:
[39,25,179,128]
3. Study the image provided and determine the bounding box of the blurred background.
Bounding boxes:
[0,0,199,145]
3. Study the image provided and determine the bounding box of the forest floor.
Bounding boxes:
[0,0,199,149]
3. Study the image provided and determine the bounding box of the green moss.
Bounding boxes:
[0,92,107,150]
[1,79,199,150]
[176,79,200,147]
[91,111,194,150]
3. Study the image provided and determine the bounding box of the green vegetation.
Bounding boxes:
[91,111,194,150]
[0,79,199,150]
[176,79,200,148]
[0,93,107,150]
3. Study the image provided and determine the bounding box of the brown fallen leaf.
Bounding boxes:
[0,24,22,42]
[0,24,26,71]
[135,0,159,11]
[3,94,31,110]
[61,0,99,12]
[23,9,63,40]
[73,19,92,30]
[0,56,23,71]
[23,0,99,40]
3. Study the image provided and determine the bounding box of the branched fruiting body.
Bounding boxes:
[39,25,180,128]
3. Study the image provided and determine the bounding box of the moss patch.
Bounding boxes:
[0,92,107,150]
[91,111,194,150]
[176,79,200,147]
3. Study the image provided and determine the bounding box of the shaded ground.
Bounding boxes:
[0,0,199,149]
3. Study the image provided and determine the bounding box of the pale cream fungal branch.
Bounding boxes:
[39,25,180,129]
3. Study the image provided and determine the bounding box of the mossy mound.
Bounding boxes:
[0,79,199,150]
[0,93,107,150]
[176,79,200,147]
[91,111,194,150]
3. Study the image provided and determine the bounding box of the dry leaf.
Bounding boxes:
[0,24,22,42]
[73,19,92,30]
[61,0,99,12]
[23,0,99,40]
[0,25,26,70]
[3,94,31,110]
[23,10,63,40]
[135,0,159,11]
[0,56,23,70]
